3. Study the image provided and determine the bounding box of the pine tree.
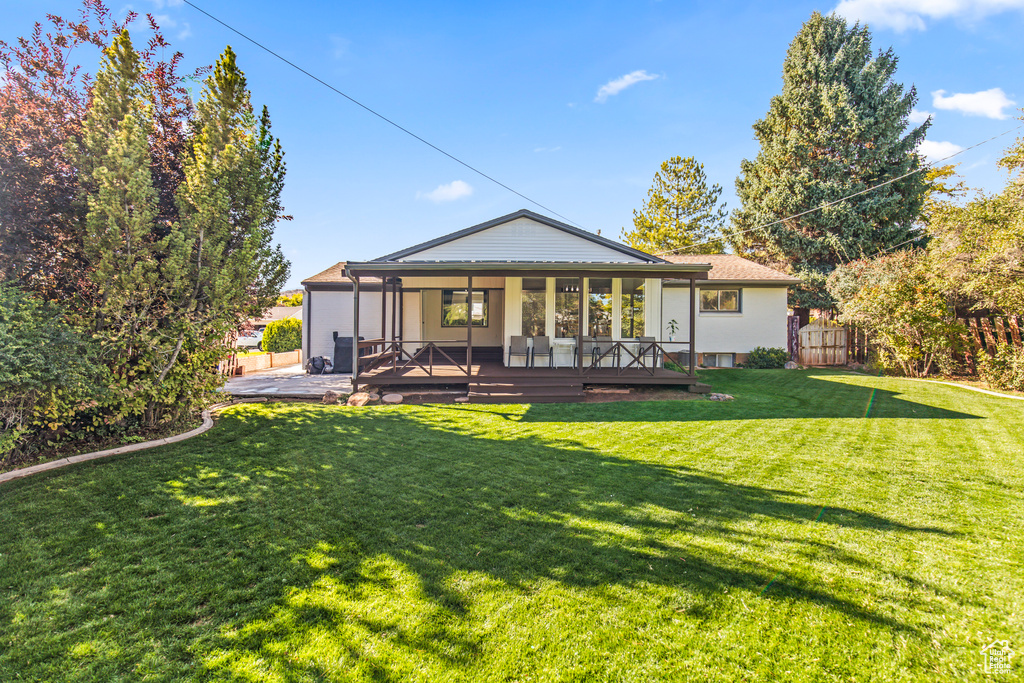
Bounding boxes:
[79,30,162,383]
[727,11,928,312]
[623,156,727,255]
[158,46,288,387]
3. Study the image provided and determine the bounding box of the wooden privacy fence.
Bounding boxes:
[798,319,848,366]
[960,314,1022,373]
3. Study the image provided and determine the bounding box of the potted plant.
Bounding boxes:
[667,319,679,342]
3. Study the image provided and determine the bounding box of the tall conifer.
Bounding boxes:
[727,11,928,312]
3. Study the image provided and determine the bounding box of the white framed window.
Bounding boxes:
[702,353,735,368]
[700,289,740,312]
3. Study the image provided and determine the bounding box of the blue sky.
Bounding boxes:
[6,0,1024,288]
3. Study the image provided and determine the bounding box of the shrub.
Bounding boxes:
[263,318,302,352]
[0,285,102,463]
[827,251,964,377]
[977,344,1024,392]
[743,347,788,369]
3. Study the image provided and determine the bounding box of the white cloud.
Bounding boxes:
[594,70,659,103]
[833,0,1024,32]
[533,146,562,153]
[918,139,964,162]
[417,180,473,203]
[908,109,933,124]
[177,22,191,40]
[932,88,1016,119]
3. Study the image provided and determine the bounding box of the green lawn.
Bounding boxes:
[1,370,1021,681]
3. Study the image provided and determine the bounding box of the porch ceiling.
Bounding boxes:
[344,261,712,280]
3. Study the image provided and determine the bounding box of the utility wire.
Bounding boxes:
[180,0,586,229]
[656,124,1023,257]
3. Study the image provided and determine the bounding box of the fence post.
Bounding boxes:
[1009,315,1022,347]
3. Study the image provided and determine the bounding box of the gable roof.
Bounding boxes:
[664,254,801,285]
[374,209,665,264]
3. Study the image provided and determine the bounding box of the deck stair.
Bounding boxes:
[468,377,584,404]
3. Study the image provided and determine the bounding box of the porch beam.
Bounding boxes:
[353,275,361,392]
[689,277,696,376]
[380,277,387,341]
[577,275,584,375]
[467,276,473,376]
[391,276,397,342]
[397,278,404,340]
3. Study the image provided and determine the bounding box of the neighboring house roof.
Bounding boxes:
[373,209,666,264]
[254,306,303,325]
[303,262,382,289]
[664,254,801,285]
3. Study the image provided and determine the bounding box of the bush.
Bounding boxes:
[263,318,302,352]
[0,285,102,464]
[743,347,788,369]
[977,344,1024,392]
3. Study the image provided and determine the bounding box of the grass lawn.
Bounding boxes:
[1,370,1021,681]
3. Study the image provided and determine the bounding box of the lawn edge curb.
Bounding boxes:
[0,398,268,486]
[905,378,1024,401]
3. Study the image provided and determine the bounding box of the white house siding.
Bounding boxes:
[662,285,789,354]
[398,218,647,263]
[304,290,384,362]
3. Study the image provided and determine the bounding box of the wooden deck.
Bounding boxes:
[360,360,701,387]
[354,343,707,403]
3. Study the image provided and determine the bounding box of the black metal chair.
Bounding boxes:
[531,336,553,367]
[508,335,529,367]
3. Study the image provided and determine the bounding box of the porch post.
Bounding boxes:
[577,275,584,375]
[391,276,398,342]
[380,278,387,342]
[466,276,473,375]
[397,278,404,340]
[689,276,696,376]
[353,275,361,392]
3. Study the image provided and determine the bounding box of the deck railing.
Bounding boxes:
[357,339,471,377]
[356,338,694,379]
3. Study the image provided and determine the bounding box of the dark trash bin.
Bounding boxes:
[332,332,363,373]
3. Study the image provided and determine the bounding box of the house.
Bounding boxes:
[236,306,302,350]
[301,209,798,400]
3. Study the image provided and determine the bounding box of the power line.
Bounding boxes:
[656,124,1023,257]
[179,0,586,229]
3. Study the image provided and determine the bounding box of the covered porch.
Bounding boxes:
[344,261,711,400]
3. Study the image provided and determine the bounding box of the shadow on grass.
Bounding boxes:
[0,402,968,681]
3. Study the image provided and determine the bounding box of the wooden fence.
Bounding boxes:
[798,320,848,366]
[960,314,1022,373]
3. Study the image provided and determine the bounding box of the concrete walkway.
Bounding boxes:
[221,363,352,398]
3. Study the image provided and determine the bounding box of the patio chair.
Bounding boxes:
[508,335,529,367]
[531,336,554,368]
[594,335,617,368]
[575,338,596,368]
[637,336,660,368]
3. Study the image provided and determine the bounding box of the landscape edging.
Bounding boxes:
[0,398,267,486]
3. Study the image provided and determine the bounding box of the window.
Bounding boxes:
[620,278,645,338]
[700,288,740,312]
[442,290,488,327]
[521,278,546,336]
[588,278,613,337]
[703,353,735,368]
[554,278,579,337]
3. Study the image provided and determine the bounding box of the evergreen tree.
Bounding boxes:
[727,11,928,312]
[158,46,288,389]
[623,156,726,255]
[79,30,163,393]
